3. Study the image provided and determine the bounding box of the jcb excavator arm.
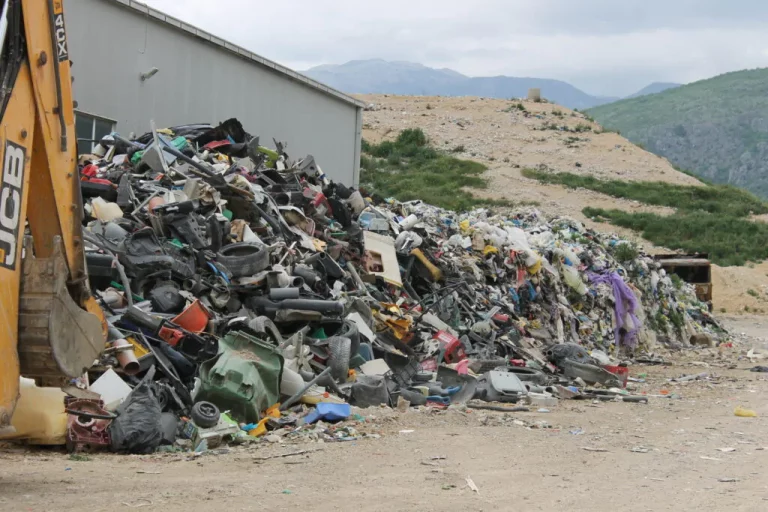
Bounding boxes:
[0,0,106,431]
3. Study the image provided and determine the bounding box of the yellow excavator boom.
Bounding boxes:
[0,0,106,432]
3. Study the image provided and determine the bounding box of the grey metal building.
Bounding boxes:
[65,0,364,185]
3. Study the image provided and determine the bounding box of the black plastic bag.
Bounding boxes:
[351,375,389,408]
[546,343,594,366]
[109,367,163,454]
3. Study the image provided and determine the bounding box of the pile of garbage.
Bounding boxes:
[41,118,728,453]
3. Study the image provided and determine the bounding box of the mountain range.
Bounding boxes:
[625,82,681,99]
[588,68,768,198]
[303,60,679,110]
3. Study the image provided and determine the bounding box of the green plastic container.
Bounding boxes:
[196,331,283,423]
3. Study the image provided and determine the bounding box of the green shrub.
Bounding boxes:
[572,123,592,133]
[523,169,768,217]
[583,207,768,266]
[503,102,527,113]
[612,242,639,262]
[360,129,537,211]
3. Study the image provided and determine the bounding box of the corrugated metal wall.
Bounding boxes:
[65,0,361,185]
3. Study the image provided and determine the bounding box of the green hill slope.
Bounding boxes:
[588,68,768,197]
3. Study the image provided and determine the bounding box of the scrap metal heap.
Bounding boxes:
[38,118,727,452]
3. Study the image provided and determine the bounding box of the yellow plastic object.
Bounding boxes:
[483,245,499,256]
[376,312,413,340]
[248,403,282,437]
[411,249,443,282]
[459,219,471,233]
[125,336,149,358]
[527,258,542,275]
[300,388,347,405]
[734,406,757,418]
[0,378,66,445]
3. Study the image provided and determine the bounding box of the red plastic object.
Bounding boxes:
[203,139,232,150]
[81,164,99,177]
[159,326,185,347]
[80,165,113,185]
[604,365,629,388]
[420,358,437,372]
[172,299,211,333]
[303,188,332,216]
[434,330,467,364]
[492,313,511,325]
[509,359,526,367]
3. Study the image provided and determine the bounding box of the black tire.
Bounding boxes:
[328,336,351,381]
[216,242,269,278]
[337,320,361,356]
[191,401,220,428]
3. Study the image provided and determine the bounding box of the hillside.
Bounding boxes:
[587,68,768,197]
[625,82,681,99]
[306,60,617,109]
[359,93,768,313]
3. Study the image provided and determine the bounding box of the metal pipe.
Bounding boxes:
[269,287,300,300]
[251,297,344,315]
[112,338,140,375]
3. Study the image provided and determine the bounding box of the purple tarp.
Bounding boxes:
[588,271,642,347]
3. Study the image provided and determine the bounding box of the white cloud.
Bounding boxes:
[142,0,768,96]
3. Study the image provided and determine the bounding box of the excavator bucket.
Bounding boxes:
[18,236,103,383]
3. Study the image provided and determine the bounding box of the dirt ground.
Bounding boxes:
[2,317,767,512]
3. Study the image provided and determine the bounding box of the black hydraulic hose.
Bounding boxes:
[47,0,66,151]
[250,296,344,315]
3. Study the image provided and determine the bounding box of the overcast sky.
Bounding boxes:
[143,0,768,97]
